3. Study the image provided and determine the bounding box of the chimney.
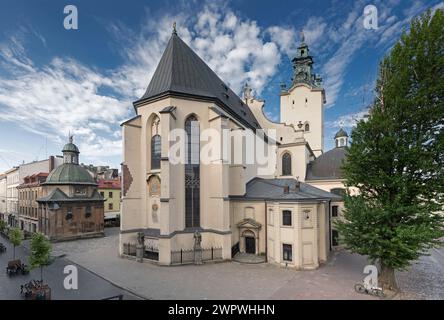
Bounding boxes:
[283,185,290,194]
[49,156,55,171]
[295,181,301,192]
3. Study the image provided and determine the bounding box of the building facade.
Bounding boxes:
[5,167,19,227]
[0,173,6,222]
[120,29,348,269]
[37,137,105,241]
[17,173,48,233]
[17,156,63,231]
[98,179,121,220]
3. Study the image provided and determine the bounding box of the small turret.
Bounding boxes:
[334,128,348,148]
[62,135,80,164]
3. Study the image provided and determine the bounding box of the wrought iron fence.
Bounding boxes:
[171,247,222,265]
[122,243,159,261]
[144,244,159,261]
[122,243,136,256]
[231,242,239,258]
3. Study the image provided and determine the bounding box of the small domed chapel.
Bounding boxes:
[120,27,349,269]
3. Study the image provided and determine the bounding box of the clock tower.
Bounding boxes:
[280,31,326,156]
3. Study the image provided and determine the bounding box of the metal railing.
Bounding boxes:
[231,242,239,258]
[122,242,159,261]
[171,247,222,265]
[122,243,137,256]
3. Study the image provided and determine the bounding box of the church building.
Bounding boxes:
[37,137,105,241]
[120,27,348,269]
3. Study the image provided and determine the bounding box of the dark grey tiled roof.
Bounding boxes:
[231,177,342,201]
[334,128,348,138]
[134,33,261,131]
[306,147,347,180]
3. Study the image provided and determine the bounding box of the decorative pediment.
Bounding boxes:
[237,218,262,229]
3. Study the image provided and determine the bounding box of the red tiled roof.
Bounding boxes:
[98,179,121,189]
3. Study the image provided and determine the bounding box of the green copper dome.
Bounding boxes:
[45,163,96,185]
[62,142,79,153]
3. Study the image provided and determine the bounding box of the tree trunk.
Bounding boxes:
[379,261,399,292]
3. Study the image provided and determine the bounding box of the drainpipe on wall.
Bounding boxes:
[328,200,332,252]
[264,200,268,262]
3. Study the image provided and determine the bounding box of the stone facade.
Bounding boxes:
[17,173,48,233]
[120,30,347,269]
[98,179,121,220]
[37,137,105,241]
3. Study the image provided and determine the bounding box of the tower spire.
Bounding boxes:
[172,21,177,35]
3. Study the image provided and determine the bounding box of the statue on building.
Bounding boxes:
[243,82,253,101]
[193,230,203,265]
[137,232,145,245]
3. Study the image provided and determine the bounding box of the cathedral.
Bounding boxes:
[120,27,348,269]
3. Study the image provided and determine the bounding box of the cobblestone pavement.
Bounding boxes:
[50,228,374,300]
[0,233,141,300]
[5,228,441,300]
[397,247,444,300]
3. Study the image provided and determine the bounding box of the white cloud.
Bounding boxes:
[0,3,286,167]
[0,38,130,162]
[327,110,369,129]
[0,1,436,169]
[267,26,297,57]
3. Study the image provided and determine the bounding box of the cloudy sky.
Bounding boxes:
[0,0,442,172]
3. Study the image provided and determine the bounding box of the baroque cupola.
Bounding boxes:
[291,31,323,88]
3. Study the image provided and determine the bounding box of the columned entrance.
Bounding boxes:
[237,218,262,255]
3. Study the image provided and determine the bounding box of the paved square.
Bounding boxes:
[49,228,444,300]
[3,228,442,300]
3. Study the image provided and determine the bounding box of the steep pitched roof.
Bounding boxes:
[334,128,348,139]
[133,33,261,131]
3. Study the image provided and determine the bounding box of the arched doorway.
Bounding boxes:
[242,230,256,254]
[245,236,255,254]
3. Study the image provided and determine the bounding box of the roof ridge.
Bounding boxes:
[134,33,261,131]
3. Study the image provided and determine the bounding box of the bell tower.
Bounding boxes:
[280,31,326,157]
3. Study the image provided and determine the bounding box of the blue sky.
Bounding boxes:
[0,0,442,172]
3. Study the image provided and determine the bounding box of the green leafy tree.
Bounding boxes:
[28,233,52,282]
[336,9,444,292]
[0,220,6,234]
[9,228,22,260]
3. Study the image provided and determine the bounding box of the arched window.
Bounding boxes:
[148,175,161,196]
[304,123,310,132]
[185,115,200,228]
[151,135,161,169]
[282,152,292,176]
[150,115,161,170]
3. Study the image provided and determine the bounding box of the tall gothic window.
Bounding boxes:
[151,135,161,169]
[282,152,292,176]
[185,115,200,228]
[305,123,310,132]
[151,116,161,170]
